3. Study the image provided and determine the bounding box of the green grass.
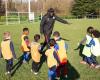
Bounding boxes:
[0,19,100,80]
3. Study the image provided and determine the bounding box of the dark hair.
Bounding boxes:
[48,8,55,13]
[53,31,60,37]
[92,30,100,38]
[23,28,29,32]
[87,26,94,34]
[49,39,56,47]
[34,34,40,42]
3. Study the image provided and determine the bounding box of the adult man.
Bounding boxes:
[40,8,70,51]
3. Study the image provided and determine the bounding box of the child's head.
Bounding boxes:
[23,28,29,35]
[34,34,40,42]
[87,26,94,34]
[3,31,11,40]
[53,31,60,40]
[49,39,56,47]
[92,30,100,38]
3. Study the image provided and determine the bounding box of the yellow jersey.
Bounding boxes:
[31,42,41,62]
[1,40,13,59]
[45,47,57,68]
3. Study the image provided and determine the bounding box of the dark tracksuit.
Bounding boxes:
[40,14,69,51]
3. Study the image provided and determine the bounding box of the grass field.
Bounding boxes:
[0,19,100,80]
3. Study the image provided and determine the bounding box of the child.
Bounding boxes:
[78,27,94,64]
[53,31,68,79]
[91,30,100,68]
[82,27,96,67]
[21,28,30,63]
[91,30,100,57]
[31,34,41,75]
[45,39,60,80]
[0,32,16,75]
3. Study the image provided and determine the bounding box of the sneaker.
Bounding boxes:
[65,75,68,78]
[90,64,95,68]
[31,69,33,72]
[34,72,38,75]
[5,71,11,75]
[80,61,87,64]
[23,60,27,63]
[95,65,100,69]
[55,77,60,80]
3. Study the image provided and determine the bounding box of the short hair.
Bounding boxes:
[48,8,55,13]
[53,31,60,37]
[34,34,40,42]
[92,30,100,38]
[3,31,11,39]
[23,28,29,32]
[4,31,10,36]
[49,39,56,47]
[87,26,94,34]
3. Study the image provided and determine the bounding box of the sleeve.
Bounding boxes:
[10,41,16,59]
[24,36,30,49]
[40,16,46,34]
[55,15,69,24]
[54,44,59,51]
[89,39,95,46]
[53,51,60,64]
[65,42,68,50]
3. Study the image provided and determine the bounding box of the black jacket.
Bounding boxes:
[40,14,68,35]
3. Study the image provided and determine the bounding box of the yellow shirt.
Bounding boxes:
[56,40,67,63]
[31,42,41,62]
[45,48,57,68]
[21,34,30,52]
[1,40,13,60]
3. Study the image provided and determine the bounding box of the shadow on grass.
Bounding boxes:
[38,50,47,71]
[66,61,80,80]
[38,50,80,80]
[11,54,31,77]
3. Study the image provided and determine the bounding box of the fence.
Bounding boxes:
[0,13,100,25]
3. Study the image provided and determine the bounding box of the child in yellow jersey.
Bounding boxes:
[45,39,60,80]
[21,28,30,63]
[53,31,68,79]
[31,34,41,75]
[0,32,16,75]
